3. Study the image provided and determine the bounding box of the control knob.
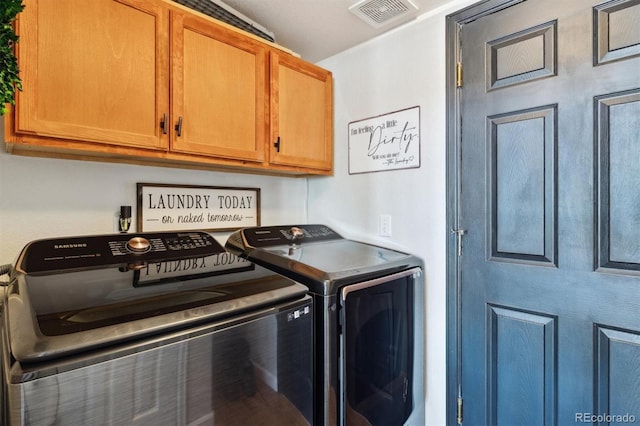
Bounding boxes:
[290,227,304,239]
[127,237,151,253]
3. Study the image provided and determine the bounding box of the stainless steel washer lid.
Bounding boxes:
[4,232,307,362]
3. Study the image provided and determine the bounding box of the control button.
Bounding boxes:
[127,237,151,253]
[290,227,304,239]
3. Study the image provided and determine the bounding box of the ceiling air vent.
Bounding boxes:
[349,0,419,28]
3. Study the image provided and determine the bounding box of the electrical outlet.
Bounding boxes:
[379,214,392,237]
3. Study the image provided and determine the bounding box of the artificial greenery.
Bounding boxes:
[1,0,25,115]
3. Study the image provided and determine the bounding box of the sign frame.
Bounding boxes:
[348,106,421,174]
[136,183,260,232]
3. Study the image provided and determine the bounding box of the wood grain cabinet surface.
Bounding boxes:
[270,51,333,172]
[4,0,333,176]
[12,0,170,151]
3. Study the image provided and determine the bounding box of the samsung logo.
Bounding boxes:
[54,243,87,249]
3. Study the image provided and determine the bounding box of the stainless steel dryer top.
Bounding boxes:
[225,224,423,294]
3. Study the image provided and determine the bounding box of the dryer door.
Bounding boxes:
[340,268,419,426]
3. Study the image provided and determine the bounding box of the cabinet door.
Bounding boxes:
[270,52,333,171]
[15,0,169,150]
[171,12,267,162]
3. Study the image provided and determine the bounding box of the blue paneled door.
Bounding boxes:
[455,0,640,424]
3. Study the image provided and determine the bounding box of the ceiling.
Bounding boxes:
[218,0,453,63]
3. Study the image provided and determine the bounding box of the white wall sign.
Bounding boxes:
[137,183,260,232]
[348,106,421,174]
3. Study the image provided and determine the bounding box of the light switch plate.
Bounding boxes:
[379,214,392,237]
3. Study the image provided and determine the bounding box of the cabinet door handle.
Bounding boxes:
[160,113,168,135]
[175,116,183,137]
[274,136,280,152]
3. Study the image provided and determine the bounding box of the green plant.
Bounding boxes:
[1,0,25,115]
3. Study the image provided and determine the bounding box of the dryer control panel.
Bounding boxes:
[236,224,342,248]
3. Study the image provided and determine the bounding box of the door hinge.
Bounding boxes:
[451,228,466,257]
[456,62,463,88]
[457,397,463,424]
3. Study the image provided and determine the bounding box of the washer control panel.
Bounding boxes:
[18,231,224,274]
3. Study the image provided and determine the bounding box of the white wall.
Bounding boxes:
[312,1,475,424]
[0,119,308,265]
[1,1,476,423]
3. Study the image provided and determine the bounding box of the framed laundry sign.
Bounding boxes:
[137,183,260,232]
[348,106,420,174]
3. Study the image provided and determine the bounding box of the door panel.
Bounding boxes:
[486,306,557,426]
[488,105,556,264]
[269,52,333,171]
[595,327,640,417]
[596,90,640,270]
[455,0,640,424]
[594,1,640,64]
[341,274,414,426]
[16,0,169,150]
[11,299,313,425]
[486,20,556,91]
[171,12,267,162]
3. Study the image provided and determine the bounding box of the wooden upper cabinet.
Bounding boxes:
[7,0,333,175]
[270,51,333,171]
[15,0,170,150]
[170,12,267,162]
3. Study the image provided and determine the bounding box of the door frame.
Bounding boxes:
[445,1,526,424]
